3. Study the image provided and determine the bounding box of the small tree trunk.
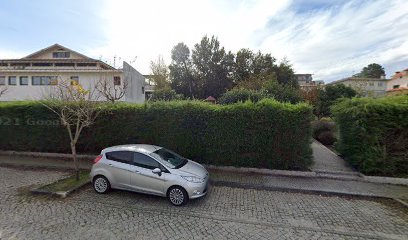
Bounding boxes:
[71,141,79,181]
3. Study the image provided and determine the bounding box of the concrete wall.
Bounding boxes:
[340,79,387,97]
[387,77,408,90]
[123,62,146,103]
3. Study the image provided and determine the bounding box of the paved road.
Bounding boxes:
[0,167,407,240]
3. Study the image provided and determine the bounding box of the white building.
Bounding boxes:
[295,74,324,91]
[386,69,408,95]
[0,44,146,103]
[327,77,389,97]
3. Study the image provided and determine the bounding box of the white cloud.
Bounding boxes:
[87,0,291,72]
[2,0,407,83]
[258,0,408,81]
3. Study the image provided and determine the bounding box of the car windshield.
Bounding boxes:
[151,148,187,169]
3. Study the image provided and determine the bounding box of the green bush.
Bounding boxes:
[263,80,302,104]
[317,131,336,146]
[218,88,265,104]
[0,99,313,170]
[149,88,184,102]
[311,119,336,145]
[332,96,408,176]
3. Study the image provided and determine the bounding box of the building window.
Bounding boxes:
[20,76,28,85]
[369,82,374,86]
[32,76,58,86]
[76,63,97,67]
[142,86,145,94]
[378,82,383,87]
[70,76,79,85]
[55,63,75,67]
[53,52,70,58]
[393,85,400,89]
[10,63,31,67]
[32,62,53,67]
[0,76,5,85]
[0,63,8,67]
[114,76,121,85]
[8,76,17,85]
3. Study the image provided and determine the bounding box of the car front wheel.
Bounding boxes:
[167,186,188,206]
[93,176,110,194]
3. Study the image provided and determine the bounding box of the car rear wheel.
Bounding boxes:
[93,176,110,194]
[168,186,188,206]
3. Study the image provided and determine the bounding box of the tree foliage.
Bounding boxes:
[192,35,235,98]
[168,35,299,100]
[169,43,197,98]
[315,84,357,118]
[149,55,170,90]
[353,63,385,78]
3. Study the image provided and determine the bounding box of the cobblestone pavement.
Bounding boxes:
[210,170,408,200]
[0,167,407,240]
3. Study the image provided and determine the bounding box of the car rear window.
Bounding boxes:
[105,151,133,164]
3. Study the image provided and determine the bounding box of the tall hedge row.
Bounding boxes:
[0,99,313,170]
[332,96,408,176]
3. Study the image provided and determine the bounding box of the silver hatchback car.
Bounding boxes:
[90,144,209,206]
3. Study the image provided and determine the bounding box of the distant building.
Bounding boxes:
[386,69,408,95]
[295,74,324,91]
[0,44,146,103]
[327,76,388,97]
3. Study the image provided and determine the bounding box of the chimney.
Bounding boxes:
[380,75,386,79]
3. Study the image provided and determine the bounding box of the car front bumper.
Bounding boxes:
[186,179,209,199]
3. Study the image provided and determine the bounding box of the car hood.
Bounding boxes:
[177,160,208,179]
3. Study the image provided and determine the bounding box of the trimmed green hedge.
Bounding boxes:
[0,99,313,170]
[332,96,408,176]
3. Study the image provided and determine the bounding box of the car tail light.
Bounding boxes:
[93,155,103,164]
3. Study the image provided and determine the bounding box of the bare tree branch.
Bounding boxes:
[41,78,102,180]
[0,86,7,98]
[96,72,128,103]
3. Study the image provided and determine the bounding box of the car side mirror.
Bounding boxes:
[152,168,162,176]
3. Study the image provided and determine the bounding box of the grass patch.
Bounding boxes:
[39,170,90,192]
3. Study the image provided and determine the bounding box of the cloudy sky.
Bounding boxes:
[0,0,407,82]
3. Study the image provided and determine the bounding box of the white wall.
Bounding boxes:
[0,71,124,101]
[387,77,408,90]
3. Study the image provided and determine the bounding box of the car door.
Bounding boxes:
[104,151,133,190]
[129,152,167,196]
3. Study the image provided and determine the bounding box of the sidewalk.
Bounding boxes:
[1,153,407,203]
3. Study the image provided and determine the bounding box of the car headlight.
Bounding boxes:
[181,176,204,183]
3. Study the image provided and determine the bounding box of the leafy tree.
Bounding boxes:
[263,80,302,104]
[194,36,235,97]
[169,43,197,98]
[192,35,235,98]
[353,63,385,78]
[233,49,276,83]
[150,55,170,90]
[316,84,357,118]
[273,58,299,88]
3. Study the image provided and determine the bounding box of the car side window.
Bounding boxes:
[132,152,160,170]
[105,151,133,164]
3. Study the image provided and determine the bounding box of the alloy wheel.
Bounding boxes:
[169,188,185,205]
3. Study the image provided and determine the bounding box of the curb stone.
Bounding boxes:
[30,179,90,198]
[1,150,407,186]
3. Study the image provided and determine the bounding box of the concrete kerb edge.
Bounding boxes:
[1,150,407,186]
[30,179,91,198]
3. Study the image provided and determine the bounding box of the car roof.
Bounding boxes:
[101,144,162,154]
